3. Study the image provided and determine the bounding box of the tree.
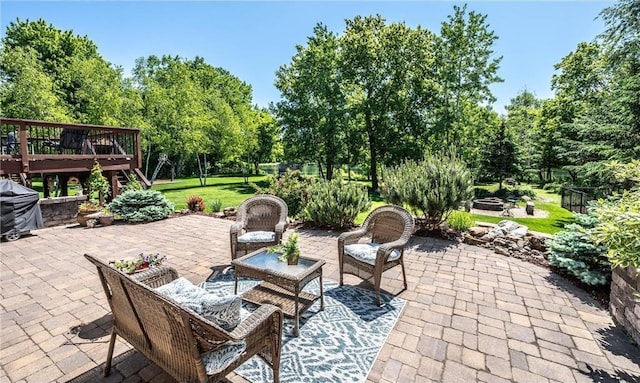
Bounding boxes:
[480,118,520,189]
[0,18,126,124]
[275,24,347,180]
[431,4,503,162]
[0,46,69,120]
[341,15,437,189]
[133,55,250,184]
[504,90,541,179]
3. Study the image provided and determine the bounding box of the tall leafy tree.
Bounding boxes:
[341,15,437,189]
[0,18,126,124]
[432,4,503,163]
[275,24,347,180]
[0,46,69,120]
[133,55,254,184]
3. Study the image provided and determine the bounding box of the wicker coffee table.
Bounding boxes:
[232,248,325,336]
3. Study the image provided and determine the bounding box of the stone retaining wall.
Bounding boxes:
[39,195,87,228]
[610,266,640,345]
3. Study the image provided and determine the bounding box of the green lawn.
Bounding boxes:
[32,173,572,235]
[150,175,269,210]
[470,183,574,234]
[152,177,573,234]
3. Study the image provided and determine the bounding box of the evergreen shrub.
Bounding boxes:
[446,211,475,232]
[381,150,474,229]
[548,212,610,285]
[304,178,371,229]
[253,170,311,218]
[108,190,175,223]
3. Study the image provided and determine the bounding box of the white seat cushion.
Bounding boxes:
[156,277,241,331]
[237,230,276,243]
[344,243,401,266]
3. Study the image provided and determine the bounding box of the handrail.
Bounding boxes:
[0,117,143,174]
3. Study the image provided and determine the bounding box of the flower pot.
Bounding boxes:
[99,215,114,226]
[77,211,100,227]
[287,251,300,265]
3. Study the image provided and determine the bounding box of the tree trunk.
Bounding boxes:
[366,109,378,190]
[317,160,325,179]
[326,161,333,180]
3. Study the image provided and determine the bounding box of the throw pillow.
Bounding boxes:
[156,278,242,331]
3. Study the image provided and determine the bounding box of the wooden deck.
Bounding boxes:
[0,118,149,197]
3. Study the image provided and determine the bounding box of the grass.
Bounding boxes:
[150,175,269,210]
[31,173,574,235]
[470,182,575,234]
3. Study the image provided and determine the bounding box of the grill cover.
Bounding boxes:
[0,180,44,236]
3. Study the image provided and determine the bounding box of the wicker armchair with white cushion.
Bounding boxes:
[338,205,415,305]
[230,194,288,259]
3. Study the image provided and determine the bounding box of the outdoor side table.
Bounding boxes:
[231,248,325,336]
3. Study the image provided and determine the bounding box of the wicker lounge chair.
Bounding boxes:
[230,194,288,259]
[84,253,283,383]
[338,205,415,305]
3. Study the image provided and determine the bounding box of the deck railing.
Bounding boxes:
[0,118,142,175]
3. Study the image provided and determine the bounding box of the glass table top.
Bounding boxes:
[239,250,318,276]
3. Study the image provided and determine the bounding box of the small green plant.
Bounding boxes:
[107,190,175,223]
[268,233,300,264]
[253,170,311,218]
[186,195,206,212]
[110,253,166,274]
[304,178,371,229]
[210,199,223,212]
[446,211,475,232]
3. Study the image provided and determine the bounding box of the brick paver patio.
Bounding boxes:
[1,215,638,383]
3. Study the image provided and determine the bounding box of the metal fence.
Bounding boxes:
[561,187,595,214]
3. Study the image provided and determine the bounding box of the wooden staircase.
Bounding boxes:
[116,168,151,193]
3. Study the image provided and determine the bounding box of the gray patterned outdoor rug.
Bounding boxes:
[201,269,406,383]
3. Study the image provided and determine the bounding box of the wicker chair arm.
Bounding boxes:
[377,240,408,258]
[230,304,283,340]
[274,222,286,235]
[338,229,368,246]
[130,266,179,288]
[230,221,245,235]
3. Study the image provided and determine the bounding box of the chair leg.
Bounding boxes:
[374,272,382,306]
[104,330,117,376]
[401,259,408,290]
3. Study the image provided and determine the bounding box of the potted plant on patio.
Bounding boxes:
[77,160,111,226]
[269,233,300,265]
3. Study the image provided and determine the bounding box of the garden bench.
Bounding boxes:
[84,253,283,383]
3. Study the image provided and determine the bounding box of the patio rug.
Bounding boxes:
[201,270,406,383]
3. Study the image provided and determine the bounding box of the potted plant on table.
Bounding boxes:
[269,233,300,265]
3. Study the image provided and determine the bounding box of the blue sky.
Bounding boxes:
[1,1,610,115]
